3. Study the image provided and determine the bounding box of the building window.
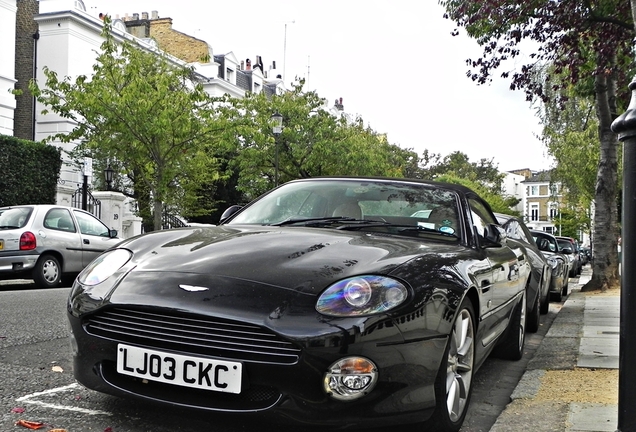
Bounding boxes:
[226,68,234,83]
[530,204,539,222]
[549,204,559,221]
[545,226,555,234]
[529,185,539,196]
[253,82,261,93]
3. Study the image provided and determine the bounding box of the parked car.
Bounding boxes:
[496,213,551,330]
[579,246,592,265]
[531,230,570,301]
[556,236,582,277]
[0,204,119,287]
[68,177,530,432]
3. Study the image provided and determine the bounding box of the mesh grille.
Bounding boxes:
[85,308,301,365]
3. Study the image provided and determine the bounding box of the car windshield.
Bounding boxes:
[0,207,32,229]
[227,179,461,239]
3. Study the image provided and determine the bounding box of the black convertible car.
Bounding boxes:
[67,177,530,431]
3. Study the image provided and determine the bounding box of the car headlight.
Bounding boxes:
[316,276,408,316]
[547,257,559,269]
[78,249,133,286]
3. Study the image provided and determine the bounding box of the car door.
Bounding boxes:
[72,210,120,267]
[40,207,84,273]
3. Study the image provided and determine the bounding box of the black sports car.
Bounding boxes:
[495,213,551,331]
[67,177,530,431]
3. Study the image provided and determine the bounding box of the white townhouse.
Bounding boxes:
[4,0,287,237]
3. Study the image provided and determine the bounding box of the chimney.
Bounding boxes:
[240,60,244,70]
[132,13,139,20]
[151,10,159,19]
[335,97,344,111]
[245,59,251,70]
[141,12,149,20]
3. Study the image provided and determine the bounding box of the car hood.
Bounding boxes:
[113,225,460,296]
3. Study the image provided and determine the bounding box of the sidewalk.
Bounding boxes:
[491,265,619,432]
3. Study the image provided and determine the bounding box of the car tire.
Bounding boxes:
[427,297,476,432]
[32,254,62,288]
[561,279,568,298]
[493,290,526,361]
[540,290,550,314]
[527,290,540,333]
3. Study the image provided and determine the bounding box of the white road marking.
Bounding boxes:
[16,383,112,416]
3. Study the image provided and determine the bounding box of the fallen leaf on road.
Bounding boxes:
[104,427,113,432]
[11,407,26,413]
[15,419,45,429]
[47,429,67,432]
[51,366,64,373]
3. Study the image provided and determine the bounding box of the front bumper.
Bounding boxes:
[67,305,447,427]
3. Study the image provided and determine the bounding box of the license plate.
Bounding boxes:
[116,344,242,393]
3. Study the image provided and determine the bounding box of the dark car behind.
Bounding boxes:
[496,213,551,331]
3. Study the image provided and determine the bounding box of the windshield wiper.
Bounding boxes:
[270,216,360,227]
[337,222,459,238]
[396,226,459,238]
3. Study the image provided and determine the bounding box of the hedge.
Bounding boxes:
[0,134,62,206]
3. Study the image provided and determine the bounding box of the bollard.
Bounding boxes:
[611,76,636,432]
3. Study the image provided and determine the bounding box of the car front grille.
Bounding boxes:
[84,307,301,365]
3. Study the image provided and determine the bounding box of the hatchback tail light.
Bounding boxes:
[20,232,37,250]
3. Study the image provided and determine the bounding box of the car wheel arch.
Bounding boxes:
[38,249,65,271]
[463,287,481,330]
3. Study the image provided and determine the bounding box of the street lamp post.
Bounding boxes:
[271,112,283,187]
[104,164,114,191]
[611,77,636,431]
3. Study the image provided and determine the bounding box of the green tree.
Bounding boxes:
[228,79,419,198]
[440,0,634,291]
[420,151,506,193]
[540,92,607,244]
[435,173,520,215]
[29,19,231,231]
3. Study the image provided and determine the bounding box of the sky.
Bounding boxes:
[87,0,554,172]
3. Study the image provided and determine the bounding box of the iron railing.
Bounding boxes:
[71,184,102,219]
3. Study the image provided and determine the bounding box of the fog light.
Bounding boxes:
[323,357,378,401]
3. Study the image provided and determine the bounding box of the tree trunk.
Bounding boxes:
[582,67,620,291]
[153,198,163,231]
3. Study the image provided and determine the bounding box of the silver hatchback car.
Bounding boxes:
[0,204,120,288]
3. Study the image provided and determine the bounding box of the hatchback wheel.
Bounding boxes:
[33,254,62,288]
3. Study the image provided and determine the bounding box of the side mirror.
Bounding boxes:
[219,205,243,224]
[561,247,573,255]
[109,229,118,238]
[481,224,506,247]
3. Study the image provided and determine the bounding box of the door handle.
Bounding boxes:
[83,239,89,244]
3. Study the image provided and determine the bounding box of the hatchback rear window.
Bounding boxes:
[0,207,33,229]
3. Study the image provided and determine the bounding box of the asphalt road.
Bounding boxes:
[0,281,563,432]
